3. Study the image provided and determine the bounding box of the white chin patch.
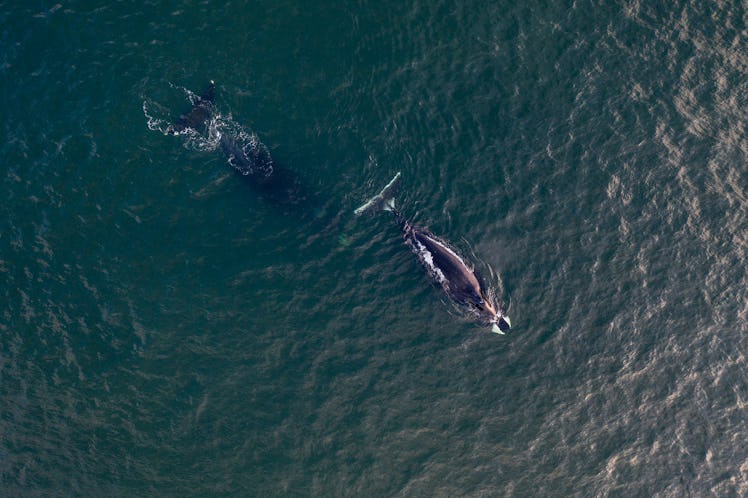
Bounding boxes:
[491,323,505,334]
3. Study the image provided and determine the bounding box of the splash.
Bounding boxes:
[143,98,225,152]
[143,85,275,179]
[217,117,274,178]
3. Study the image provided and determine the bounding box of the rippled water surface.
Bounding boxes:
[1,1,746,496]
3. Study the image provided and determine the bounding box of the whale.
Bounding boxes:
[355,173,511,334]
[171,81,216,134]
[167,81,307,206]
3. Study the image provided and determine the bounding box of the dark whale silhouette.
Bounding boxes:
[170,81,307,207]
[355,173,511,334]
[172,81,216,134]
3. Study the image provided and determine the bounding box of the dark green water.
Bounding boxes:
[2,1,747,496]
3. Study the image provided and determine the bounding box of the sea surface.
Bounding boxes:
[1,1,747,496]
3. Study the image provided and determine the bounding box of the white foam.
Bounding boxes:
[423,233,471,272]
[412,237,447,284]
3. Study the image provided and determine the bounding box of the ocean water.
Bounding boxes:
[1,1,746,496]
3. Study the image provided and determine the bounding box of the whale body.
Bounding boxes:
[355,173,511,334]
[168,82,306,206]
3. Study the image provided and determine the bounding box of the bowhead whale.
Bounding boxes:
[355,173,511,334]
[167,81,306,206]
[171,80,216,134]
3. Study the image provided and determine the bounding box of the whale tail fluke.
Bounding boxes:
[354,172,402,216]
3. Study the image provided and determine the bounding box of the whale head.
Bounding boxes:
[490,314,511,335]
[474,296,511,334]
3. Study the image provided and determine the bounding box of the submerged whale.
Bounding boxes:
[167,81,306,206]
[355,173,511,334]
[172,80,216,134]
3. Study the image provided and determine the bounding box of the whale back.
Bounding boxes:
[407,227,493,315]
[173,81,215,133]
